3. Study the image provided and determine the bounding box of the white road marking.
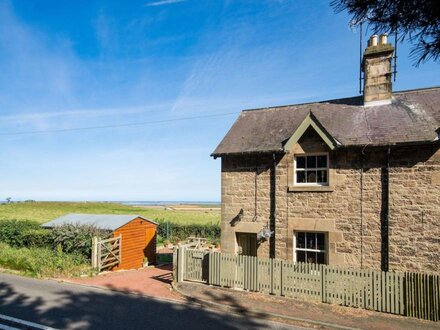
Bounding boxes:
[0,324,20,330]
[0,314,58,330]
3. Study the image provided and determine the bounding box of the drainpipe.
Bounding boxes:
[381,146,390,272]
[269,153,276,259]
[360,149,365,269]
[254,156,258,222]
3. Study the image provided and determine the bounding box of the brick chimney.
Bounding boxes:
[363,34,394,106]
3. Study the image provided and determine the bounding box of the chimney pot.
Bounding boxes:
[379,33,388,45]
[370,35,378,46]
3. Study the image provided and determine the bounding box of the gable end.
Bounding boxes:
[284,112,339,151]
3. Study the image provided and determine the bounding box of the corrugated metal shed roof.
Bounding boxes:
[42,213,158,231]
[212,87,440,156]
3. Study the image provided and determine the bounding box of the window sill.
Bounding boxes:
[288,185,334,192]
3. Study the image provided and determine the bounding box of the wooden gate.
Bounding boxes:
[182,249,209,283]
[92,235,122,272]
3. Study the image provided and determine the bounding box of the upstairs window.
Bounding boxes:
[294,153,329,185]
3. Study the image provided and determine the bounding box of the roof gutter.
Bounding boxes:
[212,135,439,158]
[211,149,285,159]
[342,139,440,149]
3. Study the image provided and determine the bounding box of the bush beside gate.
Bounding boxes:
[174,248,440,322]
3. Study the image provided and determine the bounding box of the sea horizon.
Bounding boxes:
[1,200,220,206]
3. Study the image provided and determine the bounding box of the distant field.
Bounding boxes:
[0,202,220,225]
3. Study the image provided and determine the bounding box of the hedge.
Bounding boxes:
[21,229,53,248]
[0,242,89,277]
[0,220,108,259]
[0,219,221,255]
[157,222,220,244]
[0,220,42,247]
[51,224,110,258]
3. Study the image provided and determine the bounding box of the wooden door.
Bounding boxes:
[236,233,257,257]
[144,227,156,264]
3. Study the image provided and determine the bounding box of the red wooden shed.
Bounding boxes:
[43,214,158,270]
[112,216,157,270]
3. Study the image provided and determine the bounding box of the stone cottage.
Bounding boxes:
[212,35,440,273]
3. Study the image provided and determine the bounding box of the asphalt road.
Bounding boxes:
[0,273,302,330]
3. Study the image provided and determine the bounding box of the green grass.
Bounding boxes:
[0,202,220,225]
[0,243,91,278]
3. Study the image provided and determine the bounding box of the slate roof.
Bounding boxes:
[212,87,440,156]
[42,213,157,231]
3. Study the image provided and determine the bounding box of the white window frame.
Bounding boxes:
[293,231,327,264]
[293,152,329,186]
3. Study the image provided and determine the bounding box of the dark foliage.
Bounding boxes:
[157,222,220,244]
[0,220,109,259]
[332,0,440,65]
[21,229,53,248]
[0,220,42,247]
[51,223,110,259]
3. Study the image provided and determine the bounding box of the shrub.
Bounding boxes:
[0,220,41,247]
[157,222,220,243]
[170,236,181,244]
[0,242,90,278]
[51,223,110,259]
[22,229,53,248]
[0,221,111,259]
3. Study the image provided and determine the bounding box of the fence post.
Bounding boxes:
[208,252,212,285]
[177,247,185,283]
[280,260,284,296]
[270,258,274,295]
[321,264,326,303]
[97,238,102,273]
[118,234,122,263]
[91,236,98,269]
[173,248,177,281]
[176,247,181,282]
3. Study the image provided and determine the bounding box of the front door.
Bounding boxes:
[236,233,257,256]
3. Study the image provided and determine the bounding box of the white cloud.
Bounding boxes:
[145,0,185,7]
[0,103,171,126]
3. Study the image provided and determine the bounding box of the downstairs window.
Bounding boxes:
[294,231,327,264]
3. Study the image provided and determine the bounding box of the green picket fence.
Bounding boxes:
[405,272,440,321]
[174,248,440,321]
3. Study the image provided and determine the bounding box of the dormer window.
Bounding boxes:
[294,153,329,186]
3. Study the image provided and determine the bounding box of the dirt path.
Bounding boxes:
[69,265,181,301]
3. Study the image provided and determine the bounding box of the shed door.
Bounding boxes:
[236,233,257,257]
[144,227,156,264]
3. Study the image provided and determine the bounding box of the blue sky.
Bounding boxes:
[0,0,438,202]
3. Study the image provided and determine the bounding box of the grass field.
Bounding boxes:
[0,202,220,225]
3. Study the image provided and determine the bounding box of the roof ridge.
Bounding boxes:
[393,86,440,95]
[242,97,359,113]
[241,86,440,113]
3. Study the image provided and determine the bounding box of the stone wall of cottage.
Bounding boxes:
[388,146,440,273]
[220,129,440,273]
[221,154,273,258]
